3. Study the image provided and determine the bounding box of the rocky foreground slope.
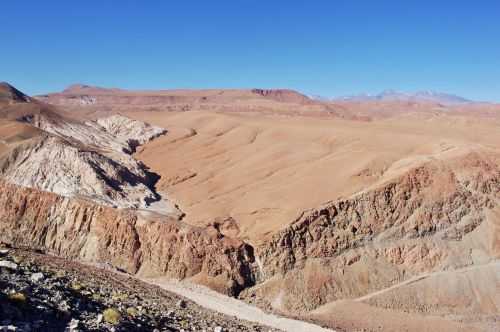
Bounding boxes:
[0,247,276,332]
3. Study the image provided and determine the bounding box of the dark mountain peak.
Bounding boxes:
[0,82,31,103]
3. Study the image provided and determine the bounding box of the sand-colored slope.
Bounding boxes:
[127,110,500,243]
[310,261,499,332]
[310,300,480,332]
[0,120,44,156]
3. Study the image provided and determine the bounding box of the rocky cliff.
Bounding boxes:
[18,111,166,155]
[244,151,499,311]
[0,180,256,296]
[0,95,170,209]
[0,84,259,297]
[0,134,160,209]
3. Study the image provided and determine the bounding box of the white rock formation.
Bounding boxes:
[1,113,172,210]
[95,115,166,151]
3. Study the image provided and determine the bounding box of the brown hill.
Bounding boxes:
[0,82,31,104]
[36,85,336,118]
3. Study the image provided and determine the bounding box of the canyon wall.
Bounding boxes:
[0,180,256,296]
[246,151,500,311]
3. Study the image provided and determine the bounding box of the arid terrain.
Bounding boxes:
[1,82,499,331]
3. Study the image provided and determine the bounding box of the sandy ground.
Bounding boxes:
[310,300,479,332]
[127,110,500,243]
[309,261,500,332]
[144,264,499,332]
[145,278,334,332]
[355,261,500,303]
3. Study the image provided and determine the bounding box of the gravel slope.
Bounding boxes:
[146,278,334,332]
[0,248,279,332]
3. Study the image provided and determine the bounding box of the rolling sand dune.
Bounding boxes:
[123,110,500,244]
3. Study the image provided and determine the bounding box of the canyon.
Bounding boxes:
[0,82,499,331]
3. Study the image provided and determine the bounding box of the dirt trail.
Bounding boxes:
[354,260,500,303]
[145,278,335,332]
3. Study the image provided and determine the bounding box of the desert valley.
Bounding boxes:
[0,81,498,331]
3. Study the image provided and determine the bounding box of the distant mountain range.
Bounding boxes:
[315,90,473,105]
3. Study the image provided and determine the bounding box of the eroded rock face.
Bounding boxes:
[19,112,166,155]
[245,152,500,311]
[0,107,170,209]
[0,91,255,295]
[95,115,166,152]
[0,180,256,296]
[0,134,159,209]
[258,152,498,276]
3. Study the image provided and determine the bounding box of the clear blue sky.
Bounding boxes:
[2,1,500,101]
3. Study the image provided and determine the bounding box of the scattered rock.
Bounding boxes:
[70,282,83,291]
[67,319,79,331]
[0,248,279,332]
[0,260,17,270]
[11,256,22,265]
[177,299,187,309]
[30,272,44,282]
[59,300,71,314]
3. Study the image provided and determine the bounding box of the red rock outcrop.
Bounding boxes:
[244,151,499,311]
[0,180,256,296]
[250,89,312,104]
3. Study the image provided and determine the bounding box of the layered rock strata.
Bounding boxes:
[0,102,169,209]
[246,151,499,312]
[0,180,256,296]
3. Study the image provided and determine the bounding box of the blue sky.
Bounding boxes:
[2,1,500,101]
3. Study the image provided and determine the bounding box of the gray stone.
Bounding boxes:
[30,273,44,282]
[176,299,186,308]
[0,261,17,270]
[67,319,79,331]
